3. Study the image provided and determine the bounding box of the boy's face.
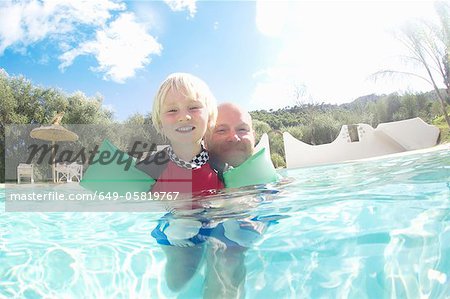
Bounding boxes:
[160,88,209,147]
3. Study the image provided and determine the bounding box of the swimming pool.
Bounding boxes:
[1,146,449,298]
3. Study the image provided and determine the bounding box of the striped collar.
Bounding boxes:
[166,146,209,170]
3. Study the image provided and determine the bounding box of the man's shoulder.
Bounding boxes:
[207,154,230,180]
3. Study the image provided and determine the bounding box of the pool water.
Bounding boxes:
[1,147,449,298]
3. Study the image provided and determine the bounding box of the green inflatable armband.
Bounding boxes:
[223,148,281,188]
[80,139,155,195]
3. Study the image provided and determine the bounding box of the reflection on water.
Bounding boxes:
[1,148,449,298]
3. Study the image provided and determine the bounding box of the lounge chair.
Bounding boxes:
[17,163,34,184]
[55,162,83,183]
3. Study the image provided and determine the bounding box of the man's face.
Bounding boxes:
[206,105,255,167]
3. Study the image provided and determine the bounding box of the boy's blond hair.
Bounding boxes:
[152,73,218,136]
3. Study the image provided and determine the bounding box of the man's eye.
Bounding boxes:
[239,128,249,132]
[167,109,177,113]
[190,106,200,110]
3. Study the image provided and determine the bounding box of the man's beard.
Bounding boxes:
[219,144,251,167]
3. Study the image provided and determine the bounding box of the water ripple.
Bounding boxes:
[1,147,449,298]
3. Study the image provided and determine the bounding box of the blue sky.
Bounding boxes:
[0,0,442,121]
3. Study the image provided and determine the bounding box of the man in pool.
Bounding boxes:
[203,103,263,298]
[160,103,266,298]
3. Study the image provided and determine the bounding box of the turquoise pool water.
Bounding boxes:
[1,147,449,298]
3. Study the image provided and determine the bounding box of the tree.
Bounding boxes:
[0,71,116,182]
[253,119,271,143]
[374,1,450,128]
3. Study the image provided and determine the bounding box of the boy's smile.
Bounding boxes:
[176,126,195,133]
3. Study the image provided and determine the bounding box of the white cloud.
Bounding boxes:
[251,1,440,109]
[59,13,162,83]
[251,67,316,110]
[0,0,125,54]
[0,0,162,83]
[164,0,197,18]
[255,1,289,37]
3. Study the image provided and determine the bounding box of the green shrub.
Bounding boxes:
[271,152,286,168]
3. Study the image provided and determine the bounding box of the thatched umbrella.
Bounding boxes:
[30,113,78,182]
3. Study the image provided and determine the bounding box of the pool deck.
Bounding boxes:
[355,142,449,163]
[1,182,81,188]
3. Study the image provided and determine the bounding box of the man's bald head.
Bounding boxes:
[206,103,255,167]
[217,103,253,128]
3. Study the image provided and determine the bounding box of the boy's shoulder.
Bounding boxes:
[135,148,229,181]
[135,149,170,179]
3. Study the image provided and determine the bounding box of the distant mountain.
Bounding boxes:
[344,94,384,108]
[340,89,443,110]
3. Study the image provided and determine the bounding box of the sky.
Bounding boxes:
[0,0,443,121]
